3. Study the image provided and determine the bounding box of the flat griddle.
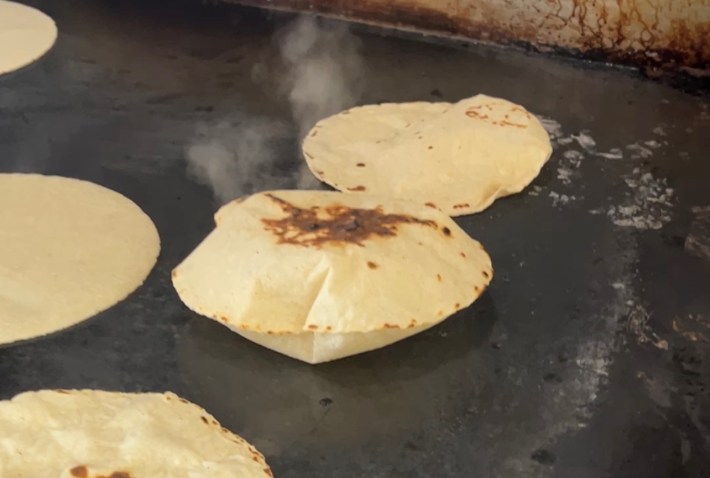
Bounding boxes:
[1,1,709,477]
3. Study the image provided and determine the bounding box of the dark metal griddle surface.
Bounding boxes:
[1,1,709,477]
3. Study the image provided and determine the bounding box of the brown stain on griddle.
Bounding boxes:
[367,261,379,269]
[347,185,367,191]
[230,0,709,74]
[262,193,437,247]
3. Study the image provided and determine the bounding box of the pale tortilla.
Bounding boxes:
[302,94,553,216]
[172,190,492,364]
[0,174,160,345]
[0,1,57,75]
[0,389,273,477]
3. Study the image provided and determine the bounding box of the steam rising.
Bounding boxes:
[277,16,363,139]
[185,15,364,202]
[186,117,290,203]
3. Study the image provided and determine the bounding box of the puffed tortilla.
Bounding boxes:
[302,94,552,216]
[0,174,160,345]
[0,389,273,477]
[0,1,57,75]
[172,190,492,364]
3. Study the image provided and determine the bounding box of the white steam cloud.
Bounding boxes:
[277,15,364,139]
[185,14,364,202]
[185,117,290,203]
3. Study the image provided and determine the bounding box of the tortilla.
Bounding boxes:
[302,94,552,216]
[172,190,492,364]
[0,1,57,75]
[0,174,160,345]
[0,389,273,477]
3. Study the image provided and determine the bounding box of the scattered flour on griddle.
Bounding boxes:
[499,241,638,478]
[605,169,674,230]
[538,115,674,230]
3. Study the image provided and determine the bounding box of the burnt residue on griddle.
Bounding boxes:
[261,193,438,247]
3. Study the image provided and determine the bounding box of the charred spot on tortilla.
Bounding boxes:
[109,472,131,478]
[347,185,366,191]
[460,252,466,258]
[425,202,437,208]
[367,261,378,269]
[261,193,437,247]
[70,466,88,478]
[436,273,442,282]
[201,416,209,424]
[465,103,531,127]
[453,203,470,209]
[442,227,452,236]
[483,270,490,278]
[356,162,366,167]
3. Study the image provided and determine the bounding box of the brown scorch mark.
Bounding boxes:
[367,261,379,269]
[70,467,132,478]
[70,467,88,478]
[261,194,437,247]
[356,162,366,167]
[347,185,367,191]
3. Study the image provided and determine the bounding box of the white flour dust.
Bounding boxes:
[538,115,674,230]
[605,170,674,230]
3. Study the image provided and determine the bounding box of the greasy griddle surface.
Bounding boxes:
[0,1,708,477]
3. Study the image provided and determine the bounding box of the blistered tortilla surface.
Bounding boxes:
[302,94,552,216]
[172,190,492,363]
[0,389,273,478]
